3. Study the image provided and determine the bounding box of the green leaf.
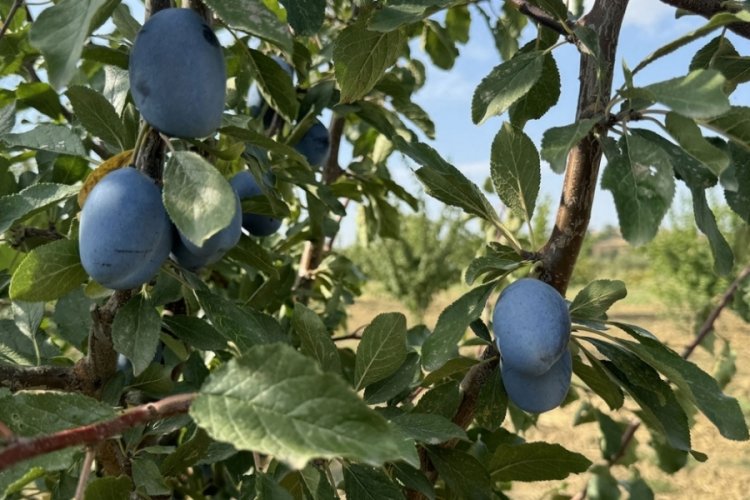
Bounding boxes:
[489,442,592,481]
[490,122,540,221]
[394,136,499,223]
[66,85,126,150]
[540,119,598,174]
[609,323,749,441]
[426,447,491,500]
[248,49,299,123]
[364,352,420,404]
[162,315,228,352]
[132,457,170,496]
[601,133,675,245]
[256,472,294,500]
[333,18,406,103]
[472,51,544,124]
[641,70,730,119]
[585,338,691,451]
[702,106,750,147]
[368,0,453,32]
[475,370,508,430]
[28,0,108,90]
[191,343,410,469]
[203,0,293,52]
[53,288,93,347]
[2,124,86,156]
[112,296,161,376]
[423,20,458,70]
[84,476,133,500]
[354,312,407,390]
[464,243,524,286]
[690,187,734,276]
[725,142,750,223]
[391,462,436,500]
[509,53,561,127]
[573,352,624,411]
[632,11,750,74]
[391,413,467,444]
[9,239,87,302]
[0,183,79,234]
[690,36,750,90]
[586,465,621,499]
[279,0,324,35]
[292,303,341,374]
[160,428,212,476]
[343,464,404,500]
[163,151,236,246]
[16,82,65,119]
[570,279,627,320]
[422,281,496,371]
[195,289,286,351]
[665,112,729,177]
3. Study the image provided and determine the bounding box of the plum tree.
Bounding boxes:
[501,350,572,413]
[129,8,226,138]
[294,120,331,167]
[171,192,242,270]
[79,167,172,290]
[492,278,571,376]
[230,170,282,237]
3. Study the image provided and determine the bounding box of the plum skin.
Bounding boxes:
[79,167,172,290]
[229,171,282,237]
[129,8,226,138]
[502,349,572,413]
[295,120,330,167]
[492,278,571,376]
[172,192,242,270]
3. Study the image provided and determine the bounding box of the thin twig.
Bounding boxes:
[74,448,96,500]
[0,393,196,472]
[0,0,23,41]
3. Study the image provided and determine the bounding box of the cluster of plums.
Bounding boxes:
[79,167,280,289]
[492,278,572,413]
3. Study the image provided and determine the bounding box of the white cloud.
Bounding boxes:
[583,0,675,30]
[416,68,476,102]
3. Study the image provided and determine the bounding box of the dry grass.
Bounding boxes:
[346,287,750,499]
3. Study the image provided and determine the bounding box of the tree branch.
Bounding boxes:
[0,393,195,473]
[660,0,750,40]
[0,364,78,392]
[507,0,576,40]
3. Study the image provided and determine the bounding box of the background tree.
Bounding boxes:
[0,0,749,499]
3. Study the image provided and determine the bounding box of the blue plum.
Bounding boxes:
[79,167,173,290]
[229,170,282,237]
[501,349,572,413]
[294,120,330,167]
[172,192,242,270]
[129,8,226,138]
[492,278,570,376]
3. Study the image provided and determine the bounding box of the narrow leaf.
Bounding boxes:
[489,442,592,482]
[690,187,734,275]
[66,85,126,150]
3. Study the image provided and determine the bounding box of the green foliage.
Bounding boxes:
[0,1,748,498]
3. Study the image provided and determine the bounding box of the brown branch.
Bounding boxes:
[0,0,22,41]
[0,364,78,392]
[660,0,750,40]
[507,0,576,40]
[682,264,750,358]
[0,393,195,472]
[540,0,629,295]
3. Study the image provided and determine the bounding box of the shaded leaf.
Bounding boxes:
[112,296,161,376]
[67,85,126,149]
[292,303,341,374]
[203,0,293,51]
[541,119,598,174]
[355,312,407,389]
[489,442,592,481]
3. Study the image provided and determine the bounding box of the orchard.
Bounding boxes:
[0,0,749,498]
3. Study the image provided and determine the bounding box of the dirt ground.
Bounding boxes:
[346,288,750,499]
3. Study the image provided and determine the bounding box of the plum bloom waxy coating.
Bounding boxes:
[492,278,571,376]
[502,349,572,413]
[79,167,172,290]
[129,8,226,138]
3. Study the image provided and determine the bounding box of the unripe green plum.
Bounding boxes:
[229,170,282,237]
[129,8,226,138]
[294,120,330,167]
[79,167,172,290]
[501,349,572,413]
[171,192,242,270]
[492,278,570,376]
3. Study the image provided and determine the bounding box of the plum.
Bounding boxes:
[492,278,570,376]
[129,8,226,138]
[79,167,172,290]
[172,191,242,270]
[294,119,330,167]
[229,170,282,237]
[502,349,572,413]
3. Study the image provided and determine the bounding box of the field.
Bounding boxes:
[346,286,750,499]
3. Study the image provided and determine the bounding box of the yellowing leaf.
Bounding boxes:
[78,149,133,207]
